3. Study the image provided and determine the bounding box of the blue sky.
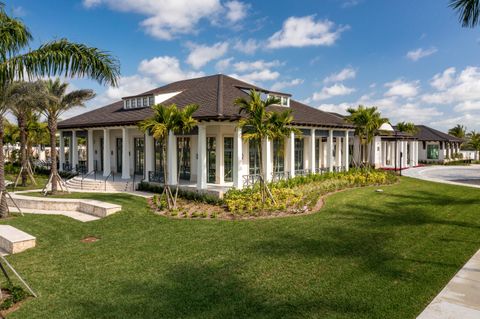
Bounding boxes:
[5,0,480,131]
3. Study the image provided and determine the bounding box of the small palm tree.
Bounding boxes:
[346,105,389,167]
[235,90,299,203]
[467,130,480,160]
[396,122,419,136]
[450,0,480,27]
[139,104,198,209]
[40,78,95,194]
[0,2,119,216]
[448,124,467,139]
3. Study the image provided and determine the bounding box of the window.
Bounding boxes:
[249,140,260,175]
[154,140,165,175]
[143,97,148,107]
[207,137,216,183]
[224,137,233,182]
[269,94,289,107]
[273,138,285,173]
[131,99,136,108]
[126,100,130,108]
[427,144,439,160]
[137,98,142,107]
[294,138,304,170]
[149,96,154,106]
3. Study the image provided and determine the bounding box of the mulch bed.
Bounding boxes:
[81,236,100,243]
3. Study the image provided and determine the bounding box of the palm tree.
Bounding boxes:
[448,124,467,139]
[139,104,198,209]
[40,78,95,194]
[467,130,480,160]
[450,0,480,27]
[396,122,419,136]
[235,90,299,203]
[0,2,119,216]
[8,81,46,187]
[346,105,389,167]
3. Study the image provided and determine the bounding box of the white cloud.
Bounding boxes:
[454,100,480,112]
[406,47,438,61]
[270,78,304,91]
[82,0,247,40]
[229,70,280,83]
[186,42,229,69]
[312,84,356,101]
[100,75,156,102]
[234,39,260,55]
[138,56,203,83]
[323,67,356,83]
[317,103,350,114]
[232,60,282,72]
[215,57,234,72]
[384,79,419,98]
[224,1,248,23]
[267,15,349,49]
[430,67,456,90]
[341,0,361,8]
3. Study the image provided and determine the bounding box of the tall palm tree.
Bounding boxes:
[0,2,119,216]
[396,121,419,136]
[8,81,46,187]
[467,130,480,160]
[450,0,480,27]
[235,90,299,203]
[139,104,198,209]
[40,78,95,194]
[448,124,467,139]
[346,105,389,167]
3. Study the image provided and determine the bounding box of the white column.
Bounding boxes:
[87,129,94,172]
[103,128,111,176]
[145,133,154,180]
[197,125,207,190]
[121,128,130,179]
[262,137,272,182]
[343,131,350,171]
[71,130,78,171]
[327,129,333,172]
[59,131,65,171]
[166,130,176,185]
[310,129,316,173]
[288,131,295,178]
[233,127,243,189]
[335,136,342,167]
[216,133,223,184]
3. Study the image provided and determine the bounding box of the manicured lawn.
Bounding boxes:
[5,173,49,192]
[3,177,480,318]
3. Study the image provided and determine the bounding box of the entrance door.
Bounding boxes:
[134,138,145,175]
[116,138,122,173]
[207,137,216,183]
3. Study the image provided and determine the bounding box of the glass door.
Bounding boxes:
[116,138,122,173]
[224,137,233,182]
[134,138,145,175]
[207,137,216,183]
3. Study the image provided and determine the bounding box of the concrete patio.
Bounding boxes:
[403,165,480,189]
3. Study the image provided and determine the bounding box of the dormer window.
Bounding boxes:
[131,99,136,108]
[268,94,290,107]
[125,99,130,108]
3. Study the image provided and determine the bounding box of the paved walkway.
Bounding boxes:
[417,249,480,319]
[403,165,480,189]
[8,206,100,222]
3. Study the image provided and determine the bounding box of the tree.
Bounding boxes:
[448,124,467,139]
[8,81,47,186]
[396,121,419,136]
[235,90,299,203]
[40,78,95,194]
[0,2,119,217]
[138,104,198,209]
[467,130,480,160]
[450,0,480,27]
[346,105,389,167]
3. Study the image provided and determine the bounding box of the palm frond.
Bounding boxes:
[450,0,480,27]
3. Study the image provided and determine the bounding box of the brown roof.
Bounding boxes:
[58,74,354,130]
[412,125,463,143]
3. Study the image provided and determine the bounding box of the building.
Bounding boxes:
[412,125,463,163]
[57,74,355,194]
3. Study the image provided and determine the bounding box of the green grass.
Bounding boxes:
[5,173,49,192]
[3,177,480,319]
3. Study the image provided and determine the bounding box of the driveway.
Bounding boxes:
[403,165,480,189]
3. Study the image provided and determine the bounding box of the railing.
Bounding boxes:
[271,171,290,182]
[63,163,72,172]
[81,170,96,190]
[104,171,114,192]
[294,169,311,177]
[76,164,87,175]
[148,171,164,183]
[242,174,261,187]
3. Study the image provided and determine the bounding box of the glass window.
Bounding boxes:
[131,99,136,108]
[143,97,148,107]
[294,138,304,170]
[137,98,142,107]
[207,137,216,183]
[249,140,260,175]
[224,137,233,182]
[149,96,154,106]
[125,100,130,108]
[273,138,285,173]
[154,140,165,175]
[427,144,439,160]
[177,137,191,180]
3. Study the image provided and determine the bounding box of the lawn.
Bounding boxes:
[5,173,49,192]
[3,177,480,318]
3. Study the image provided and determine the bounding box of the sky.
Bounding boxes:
[5,0,480,132]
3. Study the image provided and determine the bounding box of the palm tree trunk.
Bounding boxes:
[0,115,8,218]
[48,116,59,194]
[18,116,27,187]
[174,138,184,208]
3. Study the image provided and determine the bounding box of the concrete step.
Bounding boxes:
[9,207,99,222]
[0,225,36,254]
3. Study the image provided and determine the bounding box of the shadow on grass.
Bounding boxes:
[70,263,371,319]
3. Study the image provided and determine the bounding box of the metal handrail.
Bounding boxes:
[81,170,96,190]
[104,171,114,192]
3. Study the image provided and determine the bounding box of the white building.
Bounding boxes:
[411,125,463,164]
[57,74,355,194]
